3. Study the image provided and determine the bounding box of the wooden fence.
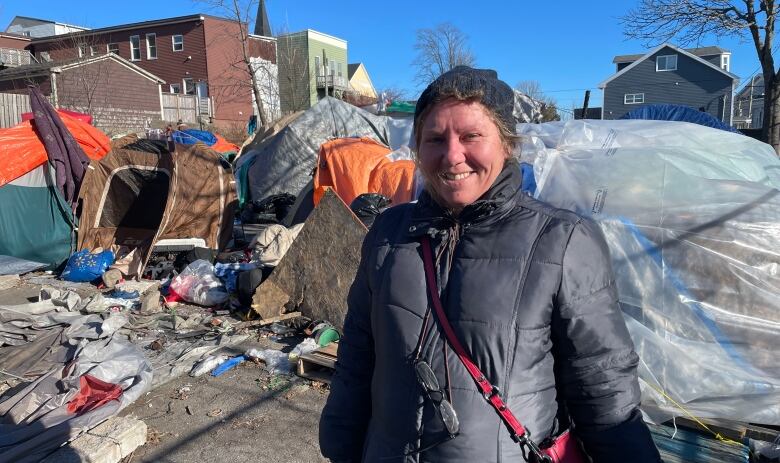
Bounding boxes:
[0,92,32,128]
[161,93,210,124]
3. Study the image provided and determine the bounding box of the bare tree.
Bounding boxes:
[515,80,545,100]
[378,86,409,104]
[622,0,780,153]
[515,80,561,122]
[199,0,275,128]
[412,23,476,86]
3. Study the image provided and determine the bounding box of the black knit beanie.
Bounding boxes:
[413,65,516,136]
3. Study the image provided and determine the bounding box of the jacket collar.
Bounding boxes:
[407,161,522,237]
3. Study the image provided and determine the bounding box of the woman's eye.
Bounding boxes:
[464,133,480,140]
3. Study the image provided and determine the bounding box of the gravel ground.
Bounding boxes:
[121,361,330,463]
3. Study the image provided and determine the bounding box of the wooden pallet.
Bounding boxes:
[296,342,339,383]
[648,422,750,463]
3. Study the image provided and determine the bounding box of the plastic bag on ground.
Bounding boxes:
[169,259,229,306]
[61,249,115,282]
[245,348,294,375]
[288,338,319,362]
[190,354,230,377]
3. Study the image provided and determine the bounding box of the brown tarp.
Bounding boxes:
[77,137,236,276]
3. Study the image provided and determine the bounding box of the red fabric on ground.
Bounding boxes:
[66,374,123,415]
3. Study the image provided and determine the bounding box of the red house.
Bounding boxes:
[27,14,276,129]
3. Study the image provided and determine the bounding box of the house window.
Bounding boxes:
[329,59,335,76]
[90,45,99,56]
[78,44,87,58]
[183,78,196,95]
[39,51,51,62]
[314,56,321,76]
[337,62,342,77]
[656,54,677,71]
[172,35,184,52]
[721,54,730,72]
[130,35,141,61]
[146,33,157,59]
[170,83,181,94]
[624,93,645,104]
[107,43,119,54]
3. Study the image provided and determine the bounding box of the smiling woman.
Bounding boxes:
[417,98,509,212]
[319,66,662,463]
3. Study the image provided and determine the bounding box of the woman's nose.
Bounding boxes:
[442,138,466,165]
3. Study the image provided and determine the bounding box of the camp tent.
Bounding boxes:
[313,137,415,207]
[236,94,546,206]
[620,103,738,132]
[0,104,110,272]
[235,97,404,205]
[77,137,237,277]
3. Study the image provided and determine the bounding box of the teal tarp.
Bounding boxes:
[0,164,75,269]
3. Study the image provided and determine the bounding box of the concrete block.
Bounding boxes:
[42,416,147,463]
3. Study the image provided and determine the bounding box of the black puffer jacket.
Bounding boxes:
[320,166,660,463]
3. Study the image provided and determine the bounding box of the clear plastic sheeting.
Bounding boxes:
[518,119,780,424]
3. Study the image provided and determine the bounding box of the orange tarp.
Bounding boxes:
[0,111,111,187]
[313,137,415,207]
[368,160,416,206]
[212,134,240,154]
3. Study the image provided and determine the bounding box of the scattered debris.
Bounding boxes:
[206,408,223,417]
[190,354,230,377]
[297,341,339,383]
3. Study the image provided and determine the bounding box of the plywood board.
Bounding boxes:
[252,188,367,329]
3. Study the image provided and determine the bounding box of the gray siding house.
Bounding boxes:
[599,44,739,123]
[733,75,764,129]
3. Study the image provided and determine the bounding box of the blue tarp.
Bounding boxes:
[620,104,739,133]
[172,129,218,146]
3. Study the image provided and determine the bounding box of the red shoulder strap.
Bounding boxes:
[421,236,529,441]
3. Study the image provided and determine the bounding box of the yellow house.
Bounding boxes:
[347,62,377,100]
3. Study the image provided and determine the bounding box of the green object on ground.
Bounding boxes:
[316,328,340,347]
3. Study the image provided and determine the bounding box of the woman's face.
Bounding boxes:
[417,98,508,211]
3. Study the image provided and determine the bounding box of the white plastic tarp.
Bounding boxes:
[0,288,152,462]
[518,119,780,424]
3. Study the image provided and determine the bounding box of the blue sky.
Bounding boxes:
[1,0,764,113]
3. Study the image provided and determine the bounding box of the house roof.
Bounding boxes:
[0,32,31,41]
[347,62,377,96]
[0,53,165,83]
[347,63,360,79]
[28,14,231,44]
[6,15,89,31]
[278,29,347,47]
[735,74,764,98]
[599,43,738,89]
[613,45,730,63]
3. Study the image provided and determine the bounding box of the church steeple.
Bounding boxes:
[254,0,272,36]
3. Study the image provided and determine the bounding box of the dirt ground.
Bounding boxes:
[0,278,333,463]
[120,361,330,463]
